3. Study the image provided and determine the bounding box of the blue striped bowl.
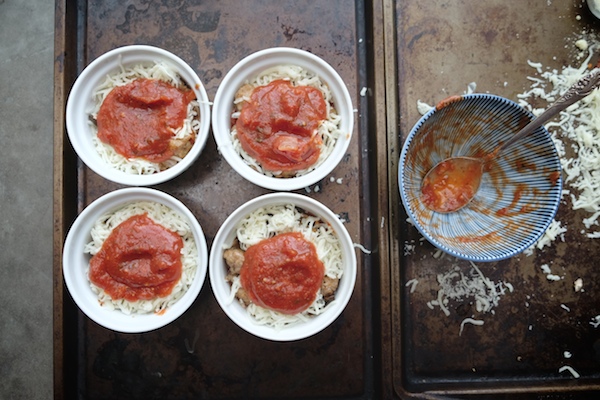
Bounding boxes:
[399,94,562,262]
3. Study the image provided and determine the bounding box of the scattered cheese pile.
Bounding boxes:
[426,262,513,335]
[517,42,600,245]
[426,262,513,316]
[526,219,567,254]
[501,42,600,376]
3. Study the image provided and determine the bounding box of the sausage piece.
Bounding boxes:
[235,287,251,307]
[321,276,339,303]
[234,84,254,111]
[223,247,245,274]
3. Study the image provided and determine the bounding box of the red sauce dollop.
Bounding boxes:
[89,213,183,302]
[240,232,325,315]
[235,80,327,173]
[96,78,196,163]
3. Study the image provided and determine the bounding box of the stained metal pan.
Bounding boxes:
[378,0,600,397]
[53,0,379,398]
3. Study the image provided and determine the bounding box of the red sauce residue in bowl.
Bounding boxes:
[435,95,463,111]
[454,231,501,244]
[495,183,528,216]
[89,213,183,302]
[236,80,327,173]
[97,78,196,163]
[240,232,325,315]
[549,170,561,186]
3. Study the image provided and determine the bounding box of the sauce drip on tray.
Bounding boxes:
[96,78,196,163]
[89,213,183,302]
[235,80,327,173]
[240,232,325,315]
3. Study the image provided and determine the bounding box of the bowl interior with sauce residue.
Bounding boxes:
[65,45,211,186]
[208,192,357,341]
[211,47,354,191]
[62,187,208,333]
[399,94,562,262]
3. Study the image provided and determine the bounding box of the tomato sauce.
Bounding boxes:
[235,80,327,173]
[421,158,483,213]
[96,78,196,163]
[455,231,501,244]
[549,170,561,186]
[240,232,325,315]
[496,183,528,216]
[89,213,183,302]
[435,95,462,111]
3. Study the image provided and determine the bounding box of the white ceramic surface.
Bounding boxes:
[66,45,211,186]
[209,192,357,341]
[211,47,354,191]
[62,188,208,333]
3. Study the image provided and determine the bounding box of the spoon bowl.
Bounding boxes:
[420,156,484,213]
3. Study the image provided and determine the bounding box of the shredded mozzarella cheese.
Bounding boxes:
[405,278,419,293]
[353,243,371,254]
[459,317,484,336]
[558,365,581,378]
[426,262,512,321]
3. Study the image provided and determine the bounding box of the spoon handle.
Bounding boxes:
[495,68,600,155]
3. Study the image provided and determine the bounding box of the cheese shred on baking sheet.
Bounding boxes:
[558,365,581,379]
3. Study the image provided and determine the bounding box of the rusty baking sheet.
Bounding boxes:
[381,0,600,397]
[52,1,381,398]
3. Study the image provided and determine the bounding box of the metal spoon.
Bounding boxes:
[421,68,600,213]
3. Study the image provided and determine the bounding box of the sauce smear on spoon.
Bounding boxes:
[421,157,484,213]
